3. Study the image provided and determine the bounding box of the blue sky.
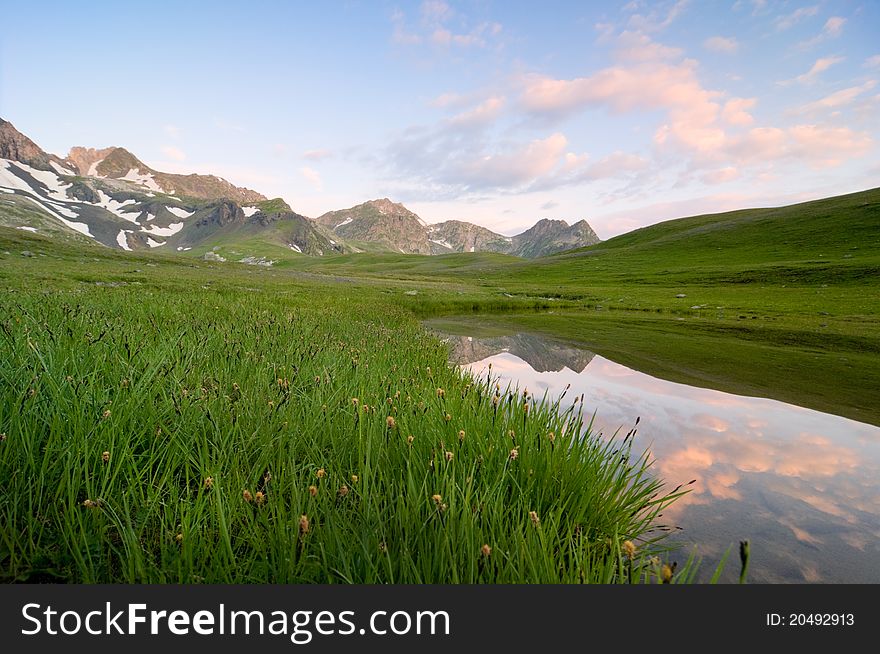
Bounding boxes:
[1,0,877,237]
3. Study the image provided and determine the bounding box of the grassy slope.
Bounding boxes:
[285,188,880,424]
[0,228,689,583]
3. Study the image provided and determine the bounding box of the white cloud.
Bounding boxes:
[704,36,738,54]
[626,0,690,33]
[303,149,332,161]
[797,81,878,113]
[774,5,819,31]
[863,55,880,69]
[448,97,506,128]
[722,98,757,126]
[300,166,323,191]
[391,2,501,49]
[784,56,846,85]
[161,145,186,162]
[797,16,847,49]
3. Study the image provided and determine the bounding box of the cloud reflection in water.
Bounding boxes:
[452,334,880,583]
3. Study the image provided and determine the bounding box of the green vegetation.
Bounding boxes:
[1,187,876,583]
[256,198,292,213]
[0,231,695,583]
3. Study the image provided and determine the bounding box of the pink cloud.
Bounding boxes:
[704,36,738,54]
[774,5,819,31]
[789,124,873,167]
[701,166,739,185]
[614,30,683,62]
[454,132,568,187]
[791,56,845,84]
[302,149,332,161]
[722,97,757,126]
[798,81,877,113]
[448,97,506,128]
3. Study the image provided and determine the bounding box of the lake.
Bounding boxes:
[436,327,880,583]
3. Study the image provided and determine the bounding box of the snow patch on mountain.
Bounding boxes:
[50,161,75,176]
[121,168,163,192]
[87,159,104,176]
[141,222,183,237]
[242,206,260,217]
[116,230,132,251]
[166,206,194,219]
[95,190,138,222]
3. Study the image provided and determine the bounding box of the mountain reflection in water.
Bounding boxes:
[439,330,880,583]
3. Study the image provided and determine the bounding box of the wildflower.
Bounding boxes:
[481,544,492,557]
[243,489,254,503]
[101,451,110,463]
[351,475,359,483]
[523,402,530,415]
[492,395,499,408]
[508,430,515,440]
[426,367,432,376]
[378,541,388,553]
[445,451,454,462]
[432,494,443,506]
[458,430,465,442]
[101,409,111,419]
[444,413,451,423]
[509,448,519,461]
[268,400,275,408]
[181,389,188,397]
[204,477,214,490]
[351,397,359,407]
[255,491,266,505]
[0,433,6,442]
[386,416,396,430]
[529,510,540,527]
[622,540,637,558]
[121,379,129,388]
[308,485,318,497]
[316,468,326,479]
[548,431,555,443]
[299,514,310,534]
[83,499,96,508]
[661,563,674,584]
[407,435,414,446]
[362,404,370,413]
[175,533,183,543]
[436,388,445,398]
[65,375,73,382]
[338,485,349,497]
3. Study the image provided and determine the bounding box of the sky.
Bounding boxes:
[1,0,878,238]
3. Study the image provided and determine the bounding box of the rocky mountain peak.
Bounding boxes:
[0,118,54,170]
[67,146,119,176]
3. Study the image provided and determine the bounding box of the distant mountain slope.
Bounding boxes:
[1,117,601,258]
[65,145,266,204]
[317,199,601,258]
[507,218,600,258]
[316,198,432,254]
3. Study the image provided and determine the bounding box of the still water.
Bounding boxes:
[441,330,880,583]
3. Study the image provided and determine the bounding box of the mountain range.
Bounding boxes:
[0,118,600,259]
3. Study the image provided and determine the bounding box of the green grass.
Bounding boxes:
[2,187,876,583]
[0,230,701,583]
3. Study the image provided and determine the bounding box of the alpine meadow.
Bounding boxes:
[1,0,879,586]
